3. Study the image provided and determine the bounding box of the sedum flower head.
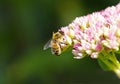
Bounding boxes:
[58,3,120,59]
[44,3,120,78]
[60,4,120,59]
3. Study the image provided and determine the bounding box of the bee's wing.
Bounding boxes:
[43,39,51,50]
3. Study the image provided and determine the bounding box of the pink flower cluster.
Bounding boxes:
[60,3,120,59]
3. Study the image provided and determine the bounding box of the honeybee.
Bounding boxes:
[43,31,70,55]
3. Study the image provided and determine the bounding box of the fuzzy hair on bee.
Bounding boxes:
[44,31,72,55]
[50,39,62,55]
[43,39,61,55]
[43,31,68,55]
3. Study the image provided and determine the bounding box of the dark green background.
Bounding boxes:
[0,0,120,84]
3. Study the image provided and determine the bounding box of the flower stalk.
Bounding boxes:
[98,51,120,78]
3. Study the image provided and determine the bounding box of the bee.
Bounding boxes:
[43,31,69,55]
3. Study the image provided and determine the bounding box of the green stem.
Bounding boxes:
[98,51,120,78]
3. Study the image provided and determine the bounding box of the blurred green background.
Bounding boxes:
[0,0,120,84]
